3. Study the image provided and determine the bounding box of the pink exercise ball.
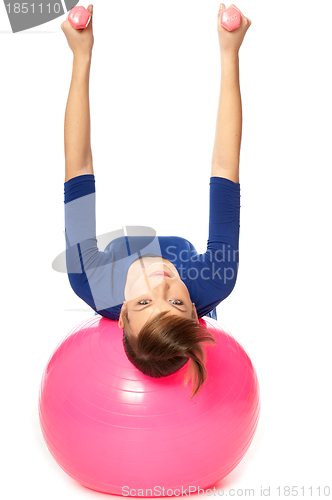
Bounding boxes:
[38,316,260,496]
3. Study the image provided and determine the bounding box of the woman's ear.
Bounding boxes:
[192,303,199,323]
[118,302,127,329]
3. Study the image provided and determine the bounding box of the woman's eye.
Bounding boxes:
[137,299,183,306]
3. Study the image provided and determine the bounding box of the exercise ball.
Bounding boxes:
[38,316,260,496]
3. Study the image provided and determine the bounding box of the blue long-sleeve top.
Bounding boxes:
[64,175,240,320]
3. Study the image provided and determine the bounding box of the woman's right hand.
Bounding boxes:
[61,4,94,59]
[218,4,252,55]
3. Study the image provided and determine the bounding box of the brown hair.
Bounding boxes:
[122,309,216,400]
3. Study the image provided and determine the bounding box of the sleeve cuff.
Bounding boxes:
[64,174,95,204]
[210,176,240,188]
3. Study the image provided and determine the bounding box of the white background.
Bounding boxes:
[1,0,331,498]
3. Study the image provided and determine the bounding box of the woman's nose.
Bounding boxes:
[149,278,170,294]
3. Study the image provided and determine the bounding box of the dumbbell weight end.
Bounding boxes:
[219,6,241,32]
[68,6,91,30]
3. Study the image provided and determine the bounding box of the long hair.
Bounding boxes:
[122,310,216,400]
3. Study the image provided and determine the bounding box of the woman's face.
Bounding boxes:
[118,257,198,336]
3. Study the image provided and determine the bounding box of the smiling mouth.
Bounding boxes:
[149,271,170,278]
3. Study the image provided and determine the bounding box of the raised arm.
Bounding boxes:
[211,4,252,183]
[61,5,94,182]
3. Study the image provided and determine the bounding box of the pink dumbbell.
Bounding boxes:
[68,6,91,30]
[219,6,241,32]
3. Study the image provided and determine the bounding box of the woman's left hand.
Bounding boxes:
[218,4,251,56]
[61,4,94,59]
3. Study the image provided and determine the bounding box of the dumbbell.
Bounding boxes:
[68,6,91,30]
[219,6,241,32]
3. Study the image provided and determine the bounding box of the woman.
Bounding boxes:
[61,4,251,398]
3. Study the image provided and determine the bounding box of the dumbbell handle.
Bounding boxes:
[219,6,241,32]
[68,6,91,30]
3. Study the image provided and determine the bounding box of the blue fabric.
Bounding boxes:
[64,175,240,320]
[206,308,217,320]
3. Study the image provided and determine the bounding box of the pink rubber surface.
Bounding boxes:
[39,316,260,495]
[220,6,241,32]
[68,6,91,30]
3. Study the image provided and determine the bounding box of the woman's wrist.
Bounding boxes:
[73,52,92,66]
[220,50,239,65]
[220,51,240,88]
